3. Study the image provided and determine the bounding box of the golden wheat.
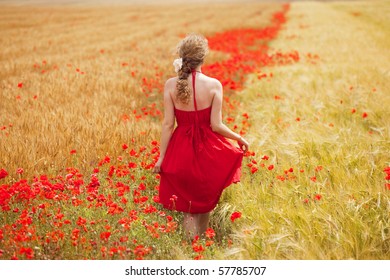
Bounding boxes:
[0,2,280,176]
[222,0,390,259]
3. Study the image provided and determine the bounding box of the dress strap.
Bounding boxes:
[191,70,198,111]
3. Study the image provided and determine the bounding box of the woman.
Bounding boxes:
[153,34,249,239]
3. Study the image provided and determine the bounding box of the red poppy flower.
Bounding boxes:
[205,228,216,239]
[100,231,111,241]
[133,245,152,260]
[251,166,258,174]
[77,216,87,226]
[0,168,8,179]
[384,167,390,181]
[120,236,128,243]
[315,166,323,172]
[20,247,34,259]
[192,244,205,253]
[230,211,242,222]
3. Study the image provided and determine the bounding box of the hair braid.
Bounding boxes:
[175,34,208,104]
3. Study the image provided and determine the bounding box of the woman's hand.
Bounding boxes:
[237,136,249,152]
[153,157,164,173]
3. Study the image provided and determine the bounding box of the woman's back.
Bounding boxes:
[169,73,218,112]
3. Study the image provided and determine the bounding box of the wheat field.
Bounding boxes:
[0,0,389,260]
[227,0,390,259]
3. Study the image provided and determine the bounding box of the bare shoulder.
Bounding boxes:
[164,77,177,96]
[203,75,222,94]
[165,77,177,89]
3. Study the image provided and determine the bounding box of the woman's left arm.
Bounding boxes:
[153,79,175,173]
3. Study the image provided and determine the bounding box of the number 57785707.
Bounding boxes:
[218,266,266,276]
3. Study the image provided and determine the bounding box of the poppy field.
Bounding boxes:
[1,0,390,260]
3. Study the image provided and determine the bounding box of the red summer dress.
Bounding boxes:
[159,71,243,214]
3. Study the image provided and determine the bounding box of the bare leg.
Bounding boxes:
[183,213,197,239]
[198,212,210,235]
[183,212,210,239]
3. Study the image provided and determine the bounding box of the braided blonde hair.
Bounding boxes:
[175,34,208,104]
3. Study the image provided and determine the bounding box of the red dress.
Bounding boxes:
[159,71,243,214]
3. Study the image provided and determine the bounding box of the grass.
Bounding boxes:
[223,0,390,259]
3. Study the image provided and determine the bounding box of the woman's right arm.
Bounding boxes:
[210,80,249,151]
[153,78,175,173]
